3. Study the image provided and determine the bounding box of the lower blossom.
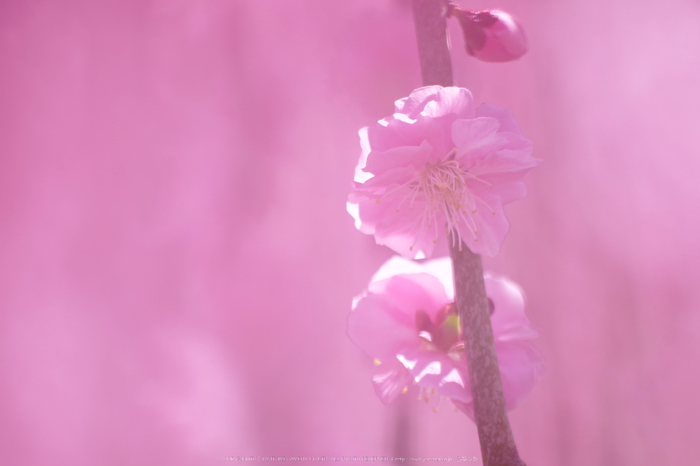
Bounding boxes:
[347,256,543,418]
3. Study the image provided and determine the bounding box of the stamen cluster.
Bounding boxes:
[396,153,497,252]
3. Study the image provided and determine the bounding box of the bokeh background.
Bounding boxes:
[2,0,700,465]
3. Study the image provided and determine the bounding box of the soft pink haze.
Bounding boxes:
[1,1,700,465]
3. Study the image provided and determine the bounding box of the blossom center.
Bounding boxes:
[415,303,464,355]
[418,158,469,236]
[379,148,497,252]
[400,150,495,251]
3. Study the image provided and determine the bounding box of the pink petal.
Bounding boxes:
[366,114,433,153]
[369,256,455,301]
[347,166,420,236]
[475,103,530,146]
[496,340,544,409]
[346,191,389,235]
[353,127,373,183]
[394,85,445,117]
[470,177,528,206]
[486,273,540,341]
[355,165,417,192]
[463,196,509,257]
[347,294,417,361]
[427,230,451,260]
[451,399,475,420]
[469,149,540,177]
[463,149,540,231]
[486,11,528,61]
[364,140,433,175]
[451,117,506,163]
[371,360,413,405]
[396,349,472,403]
[368,273,450,320]
[421,87,475,119]
[351,175,448,259]
[372,196,439,259]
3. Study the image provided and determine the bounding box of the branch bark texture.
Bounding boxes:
[410,0,525,464]
[411,0,453,87]
[449,244,525,466]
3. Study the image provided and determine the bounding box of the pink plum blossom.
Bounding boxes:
[451,8,528,63]
[347,86,540,259]
[347,257,543,419]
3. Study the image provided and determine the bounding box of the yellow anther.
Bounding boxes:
[401,387,408,394]
[373,358,381,366]
[376,199,381,204]
[424,396,430,404]
[433,407,439,413]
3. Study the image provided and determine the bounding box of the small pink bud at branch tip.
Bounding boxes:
[450,6,527,63]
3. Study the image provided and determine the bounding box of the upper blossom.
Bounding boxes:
[451,9,528,63]
[347,256,543,419]
[347,86,540,259]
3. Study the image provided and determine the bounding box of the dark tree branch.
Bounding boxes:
[449,244,525,466]
[411,0,453,87]
[409,1,526,464]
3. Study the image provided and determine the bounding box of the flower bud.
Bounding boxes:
[451,8,527,63]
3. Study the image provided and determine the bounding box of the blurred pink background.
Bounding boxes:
[2,0,700,465]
